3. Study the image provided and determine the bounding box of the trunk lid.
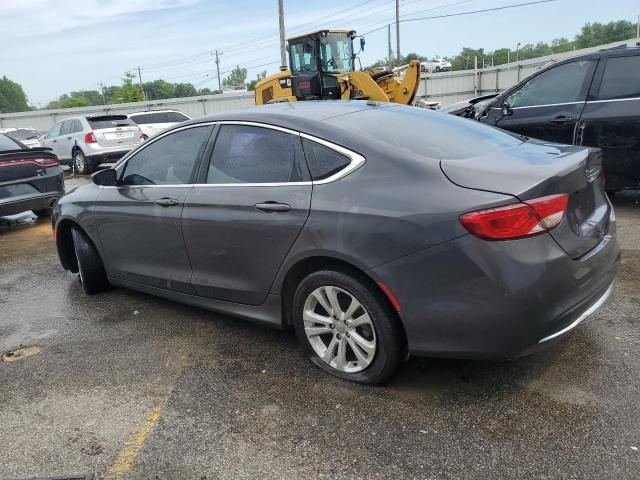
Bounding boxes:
[88,115,141,148]
[0,149,58,182]
[441,140,611,259]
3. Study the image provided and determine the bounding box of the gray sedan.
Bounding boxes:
[52,101,619,384]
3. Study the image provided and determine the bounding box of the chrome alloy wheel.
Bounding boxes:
[303,286,377,373]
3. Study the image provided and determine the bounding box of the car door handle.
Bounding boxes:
[52,139,57,143]
[254,202,291,212]
[66,136,72,140]
[549,116,573,125]
[155,198,180,207]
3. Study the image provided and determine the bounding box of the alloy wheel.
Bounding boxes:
[303,286,377,373]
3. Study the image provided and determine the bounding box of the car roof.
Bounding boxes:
[128,109,183,116]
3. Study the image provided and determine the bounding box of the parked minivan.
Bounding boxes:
[43,115,143,174]
[471,44,640,192]
[127,110,191,139]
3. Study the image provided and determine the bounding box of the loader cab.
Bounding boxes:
[287,30,356,100]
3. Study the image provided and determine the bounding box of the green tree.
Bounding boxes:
[110,72,144,103]
[223,65,248,88]
[143,79,175,100]
[575,20,635,49]
[0,76,29,113]
[174,83,197,97]
[58,96,88,108]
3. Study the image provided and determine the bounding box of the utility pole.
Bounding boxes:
[278,0,286,68]
[395,0,401,66]
[137,66,146,101]
[97,82,106,105]
[212,49,223,93]
[387,24,393,66]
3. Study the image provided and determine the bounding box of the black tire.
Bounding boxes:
[33,208,52,218]
[71,227,109,294]
[73,149,92,175]
[292,268,405,385]
[435,66,441,72]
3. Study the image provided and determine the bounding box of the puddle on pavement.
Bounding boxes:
[2,345,41,362]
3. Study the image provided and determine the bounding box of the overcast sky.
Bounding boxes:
[1,0,637,106]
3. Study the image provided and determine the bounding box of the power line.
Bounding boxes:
[361,0,556,35]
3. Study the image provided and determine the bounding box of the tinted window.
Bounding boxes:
[121,126,210,186]
[0,134,21,151]
[6,129,38,141]
[60,120,73,135]
[166,111,189,122]
[599,56,640,100]
[129,113,159,124]
[47,122,62,138]
[88,116,136,130]
[207,125,301,184]
[72,119,83,133]
[507,60,594,108]
[302,138,350,180]
[290,40,317,75]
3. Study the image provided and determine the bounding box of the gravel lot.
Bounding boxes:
[1,176,638,480]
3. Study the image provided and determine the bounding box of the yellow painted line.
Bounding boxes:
[107,404,163,478]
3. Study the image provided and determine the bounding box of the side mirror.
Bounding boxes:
[501,102,513,117]
[92,168,117,186]
[360,37,365,52]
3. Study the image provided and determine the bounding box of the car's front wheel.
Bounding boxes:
[71,227,109,294]
[292,269,405,384]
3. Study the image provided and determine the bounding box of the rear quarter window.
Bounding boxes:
[598,55,640,100]
[302,138,350,180]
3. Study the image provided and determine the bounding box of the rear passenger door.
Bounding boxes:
[181,123,312,305]
[488,60,597,145]
[578,53,640,191]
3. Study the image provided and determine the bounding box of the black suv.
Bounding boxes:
[472,44,640,192]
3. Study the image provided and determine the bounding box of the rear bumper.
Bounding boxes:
[370,221,620,358]
[0,167,64,216]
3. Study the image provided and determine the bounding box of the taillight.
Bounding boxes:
[460,194,569,241]
[34,157,59,167]
[84,132,97,144]
[0,156,59,168]
[139,129,144,141]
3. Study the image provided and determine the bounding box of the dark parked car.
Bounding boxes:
[0,133,63,218]
[459,44,640,192]
[52,101,619,384]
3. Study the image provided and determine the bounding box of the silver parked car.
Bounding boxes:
[0,127,42,148]
[127,110,191,139]
[42,115,143,174]
[421,58,452,73]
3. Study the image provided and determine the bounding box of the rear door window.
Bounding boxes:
[71,119,83,133]
[206,125,303,184]
[121,126,211,186]
[507,60,595,107]
[598,55,640,100]
[60,120,73,135]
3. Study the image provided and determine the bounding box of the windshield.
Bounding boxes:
[6,129,39,141]
[319,33,353,72]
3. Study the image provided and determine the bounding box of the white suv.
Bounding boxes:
[421,58,452,73]
[127,110,191,139]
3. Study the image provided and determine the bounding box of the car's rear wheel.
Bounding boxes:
[292,269,405,384]
[73,149,91,175]
[33,208,52,218]
[71,227,109,294]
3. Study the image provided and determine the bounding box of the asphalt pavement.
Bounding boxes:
[0,176,638,480]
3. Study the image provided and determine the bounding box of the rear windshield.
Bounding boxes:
[0,134,22,151]
[6,129,39,141]
[334,105,523,160]
[87,116,136,130]
[129,111,189,124]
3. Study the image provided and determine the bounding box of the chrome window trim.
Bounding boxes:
[113,122,218,174]
[508,101,585,110]
[586,96,640,104]
[538,281,615,344]
[105,120,365,189]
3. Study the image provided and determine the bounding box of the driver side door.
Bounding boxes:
[481,59,597,145]
[93,124,213,293]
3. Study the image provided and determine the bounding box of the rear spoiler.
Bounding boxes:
[0,147,54,156]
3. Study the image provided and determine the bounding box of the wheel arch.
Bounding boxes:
[279,255,407,345]
[55,218,80,272]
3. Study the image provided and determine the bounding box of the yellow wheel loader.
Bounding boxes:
[255,29,421,106]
